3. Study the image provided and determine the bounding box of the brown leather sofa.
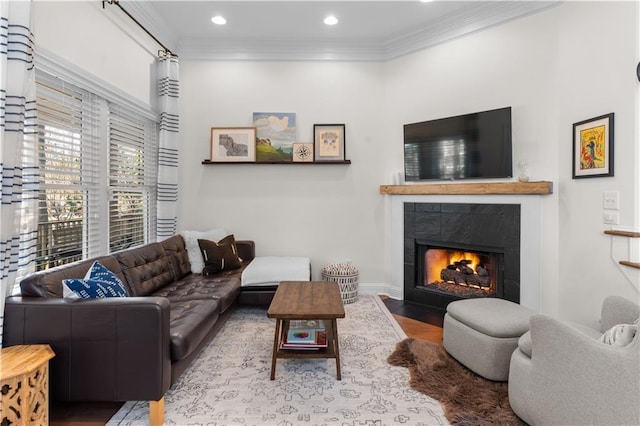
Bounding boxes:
[2,234,255,423]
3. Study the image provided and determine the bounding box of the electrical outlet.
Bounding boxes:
[603,212,619,225]
[603,191,619,210]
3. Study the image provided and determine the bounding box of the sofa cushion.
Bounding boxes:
[198,235,242,275]
[151,272,243,314]
[161,235,192,280]
[241,256,310,287]
[62,261,129,300]
[517,331,533,358]
[20,255,125,298]
[182,229,228,274]
[114,243,174,296]
[169,299,221,360]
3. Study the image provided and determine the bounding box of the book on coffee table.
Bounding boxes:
[286,329,317,344]
[288,319,326,331]
[282,330,328,349]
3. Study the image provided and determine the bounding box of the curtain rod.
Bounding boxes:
[102,0,177,58]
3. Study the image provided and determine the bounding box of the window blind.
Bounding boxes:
[34,75,103,269]
[31,68,158,271]
[108,106,158,252]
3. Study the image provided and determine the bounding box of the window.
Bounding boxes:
[33,69,158,271]
[108,106,158,252]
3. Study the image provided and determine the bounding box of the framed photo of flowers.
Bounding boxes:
[572,113,614,179]
[314,124,345,162]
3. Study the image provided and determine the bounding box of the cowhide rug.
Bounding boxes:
[387,338,525,426]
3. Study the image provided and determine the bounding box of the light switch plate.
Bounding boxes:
[603,191,619,210]
[603,212,619,225]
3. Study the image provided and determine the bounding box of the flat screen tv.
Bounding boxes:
[403,107,512,181]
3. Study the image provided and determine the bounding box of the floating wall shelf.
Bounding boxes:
[604,230,640,270]
[202,160,351,165]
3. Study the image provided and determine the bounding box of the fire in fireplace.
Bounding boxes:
[412,241,505,310]
[421,247,498,299]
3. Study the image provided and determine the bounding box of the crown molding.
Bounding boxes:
[381,1,560,61]
[124,1,560,62]
[177,38,387,62]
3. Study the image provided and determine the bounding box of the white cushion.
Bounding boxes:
[601,323,638,347]
[182,229,227,274]
[241,256,310,287]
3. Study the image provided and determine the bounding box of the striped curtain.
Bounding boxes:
[156,53,179,240]
[0,1,37,346]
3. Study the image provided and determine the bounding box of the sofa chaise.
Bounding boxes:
[2,234,256,424]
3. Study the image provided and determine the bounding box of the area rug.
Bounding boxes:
[387,338,524,426]
[108,295,447,425]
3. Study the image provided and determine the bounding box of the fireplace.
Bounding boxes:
[404,203,520,311]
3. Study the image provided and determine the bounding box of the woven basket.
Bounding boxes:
[321,262,359,304]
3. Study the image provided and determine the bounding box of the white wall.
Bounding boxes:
[33,1,156,105]
[34,1,639,326]
[178,61,388,282]
[556,1,639,326]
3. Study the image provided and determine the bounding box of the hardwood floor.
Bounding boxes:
[49,296,443,425]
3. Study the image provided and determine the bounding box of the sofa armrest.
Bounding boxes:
[3,296,172,402]
[527,314,640,424]
[236,240,255,262]
[600,295,640,332]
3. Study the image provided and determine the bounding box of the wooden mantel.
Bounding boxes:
[379,181,553,195]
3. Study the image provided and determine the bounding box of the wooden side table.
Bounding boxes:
[1,344,55,425]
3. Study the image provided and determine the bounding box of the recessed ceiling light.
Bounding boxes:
[324,15,339,26]
[211,15,227,25]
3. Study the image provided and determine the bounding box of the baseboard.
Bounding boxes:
[359,283,403,300]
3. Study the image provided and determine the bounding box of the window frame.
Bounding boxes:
[29,50,159,274]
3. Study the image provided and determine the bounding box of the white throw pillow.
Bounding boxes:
[600,323,638,347]
[182,229,228,274]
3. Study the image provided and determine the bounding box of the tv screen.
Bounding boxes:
[403,107,512,181]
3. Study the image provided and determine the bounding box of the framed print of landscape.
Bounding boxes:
[253,112,296,162]
[210,127,256,162]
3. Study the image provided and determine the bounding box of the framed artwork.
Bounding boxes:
[292,143,314,162]
[314,124,345,161]
[210,127,256,162]
[253,112,296,162]
[572,113,614,179]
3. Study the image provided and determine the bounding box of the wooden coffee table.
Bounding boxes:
[267,281,346,380]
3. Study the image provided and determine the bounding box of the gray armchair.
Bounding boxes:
[509,296,640,425]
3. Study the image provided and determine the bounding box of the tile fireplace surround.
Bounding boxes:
[385,183,548,311]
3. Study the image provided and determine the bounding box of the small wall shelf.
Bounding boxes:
[202,160,351,165]
[604,230,640,269]
[604,230,640,238]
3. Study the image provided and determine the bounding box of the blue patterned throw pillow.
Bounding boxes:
[63,261,129,300]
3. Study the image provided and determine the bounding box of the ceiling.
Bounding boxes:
[122,1,560,61]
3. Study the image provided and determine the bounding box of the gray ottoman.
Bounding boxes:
[443,298,534,381]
